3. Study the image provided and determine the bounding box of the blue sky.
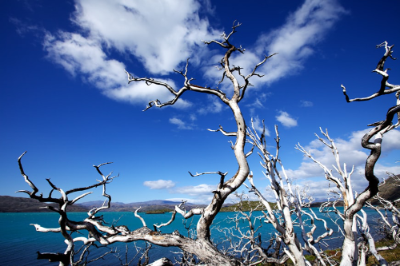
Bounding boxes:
[1,0,400,204]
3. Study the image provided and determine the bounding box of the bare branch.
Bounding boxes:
[238,53,277,102]
[203,21,242,49]
[18,151,38,195]
[134,207,147,227]
[342,42,400,102]
[188,171,227,178]
[125,63,230,111]
[208,125,237,137]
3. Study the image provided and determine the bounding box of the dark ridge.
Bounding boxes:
[0,195,89,212]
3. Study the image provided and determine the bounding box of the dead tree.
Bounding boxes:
[246,122,335,266]
[18,23,276,266]
[366,176,400,251]
[298,41,400,266]
[214,193,289,265]
[296,129,388,265]
[340,41,400,266]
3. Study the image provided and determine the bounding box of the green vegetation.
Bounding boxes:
[145,209,173,214]
[261,238,400,265]
[220,201,277,212]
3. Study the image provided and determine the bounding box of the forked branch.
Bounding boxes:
[342,41,400,102]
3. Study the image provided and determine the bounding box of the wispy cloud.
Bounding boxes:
[256,0,346,84]
[166,197,210,205]
[10,18,42,37]
[38,0,346,109]
[42,0,219,107]
[169,117,193,130]
[43,31,190,107]
[190,114,197,121]
[247,93,271,109]
[300,100,313,107]
[169,184,216,204]
[175,184,215,196]
[276,111,297,128]
[204,0,346,91]
[143,179,176,189]
[250,116,270,136]
[197,96,224,115]
[72,0,219,74]
[286,129,400,197]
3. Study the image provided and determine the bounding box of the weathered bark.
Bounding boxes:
[297,114,398,266]
[342,41,400,102]
[214,193,289,264]
[124,22,276,265]
[357,210,388,266]
[247,124,334,266]
[19,28,399,266]
[297,42,399,266]
[367,192,400,252]
[20,23,276,266]
[340,91,400,266]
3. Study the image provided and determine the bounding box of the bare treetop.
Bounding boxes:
[125,22,275,111]
[342,41,400,102]
[17,25,400,266]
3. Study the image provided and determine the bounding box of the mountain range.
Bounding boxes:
[0,196,206,213]
[1,175,398,213]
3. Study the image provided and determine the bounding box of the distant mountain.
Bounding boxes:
[79,200,184,207]
[3,175,398,213]
[0,196,89,212]
[370,174,400,205]
[0,196,206,213]
[79,199,205,213]
[310,175,400,208]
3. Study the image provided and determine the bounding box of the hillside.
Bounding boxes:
[78,200,206,213]
[0,196,206,213]
[3,175,398,213]
[221,175,399,212]
[220,200,276,212]
[370,174,400,205]
[0,196,89,212]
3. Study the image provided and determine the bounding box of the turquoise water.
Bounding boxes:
[0,209,382,265]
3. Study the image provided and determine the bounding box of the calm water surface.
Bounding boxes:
[0,208,382,265]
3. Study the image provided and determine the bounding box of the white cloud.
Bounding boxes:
[247,93,271,110]
[72,0,219,74]
[43,31,192,107]
[175,184,216,196]
[250,116,270,136]
[286,128,400,198]
[43,0,219,107]
[169,117,192,130]
[287,129,368,180]
[276,111,297,128]
[300,100,313,107]
[256,0,346,84]
[41,0,346,108]
[198,96,224,115]
[204,0,345,92]
[190,114,197,121]
[143,179,176,189]
[168,184,217,204]
[166,197,210,205]
[380,129,400,153]
[10,17,42,37]
[250,99,264,109]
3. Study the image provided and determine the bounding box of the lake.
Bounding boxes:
[0,208,383,265]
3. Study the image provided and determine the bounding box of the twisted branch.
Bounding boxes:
[342,41,399,102]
